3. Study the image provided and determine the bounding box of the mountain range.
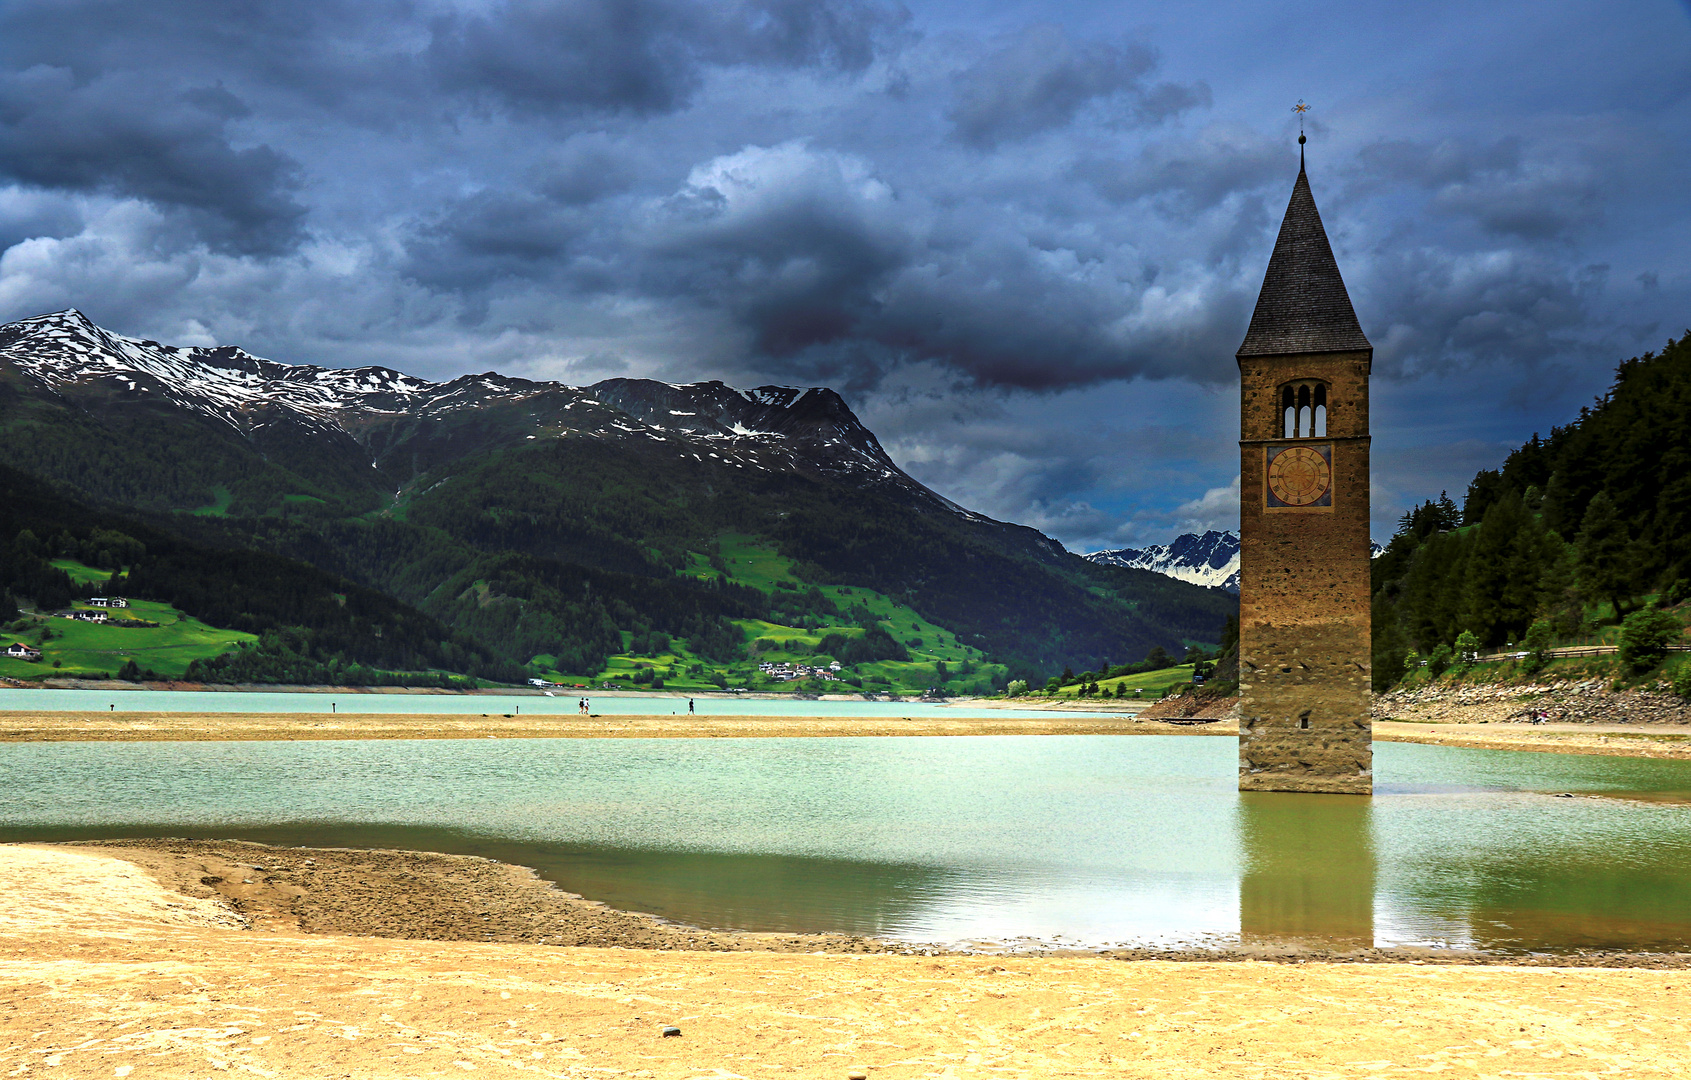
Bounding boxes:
[0,310,1236,685]
[1086,531,1387,595]
[1086,531,1242,593]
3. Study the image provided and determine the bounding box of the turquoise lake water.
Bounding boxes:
[3,735,1689,951]
[0,687,1116,718]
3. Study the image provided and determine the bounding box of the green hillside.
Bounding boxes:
[1372,332,1691,689]
[168,433,1235,689]
[0,465,516,686]
[527,535,1008,694]
[0,566,256,680]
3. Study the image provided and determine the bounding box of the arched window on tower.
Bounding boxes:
[1278,379,1330,439]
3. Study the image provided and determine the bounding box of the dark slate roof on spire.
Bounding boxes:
[1236,166,1371,357]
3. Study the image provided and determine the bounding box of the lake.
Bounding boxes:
[0,687,1118,719]
[2,735,1687,952]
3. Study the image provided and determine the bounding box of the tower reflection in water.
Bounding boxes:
[1238,791,1375,948]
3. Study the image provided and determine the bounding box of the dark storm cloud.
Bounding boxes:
[0,0,425,115]
[1353,137,1600,241]
[414,140,1249,390]
[0,68,306,255]
[406,191,591,290]
[1364,247,1606,377]
[0,0,1686,549]
[428,0,907,117]
[947,26,1208,148]
[1079,127,1287,216]
[0,0,907,258]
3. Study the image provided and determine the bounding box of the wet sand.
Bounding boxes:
[64,839,902,954]
[1374,719,1691,760]
[11,710,1690,765]
[4,844,1689,1079]
[0,710,1196,742]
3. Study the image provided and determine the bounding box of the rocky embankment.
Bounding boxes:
[1375,679,1691,726]
[1139,694,1240,721]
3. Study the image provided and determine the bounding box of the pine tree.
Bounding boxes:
[1576,491,1634,620]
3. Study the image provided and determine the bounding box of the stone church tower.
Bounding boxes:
[1236,150,1373,795]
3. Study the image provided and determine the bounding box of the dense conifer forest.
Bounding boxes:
[1371,333,1691,688]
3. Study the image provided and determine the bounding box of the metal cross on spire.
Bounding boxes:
[1292,99,1309,167]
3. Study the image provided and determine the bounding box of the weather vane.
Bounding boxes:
[1292,99,1310,163]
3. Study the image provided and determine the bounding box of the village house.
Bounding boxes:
[4,642,43,661]
[72,610,108,622]
[88,597,129,608]
[756,660,845,683]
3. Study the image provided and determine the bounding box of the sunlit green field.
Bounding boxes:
[1046,663,1197,699]
[533,533,1006,694]
[1,563,256,680]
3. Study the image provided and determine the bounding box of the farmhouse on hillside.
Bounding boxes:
[5,643,43,661]
[88,597,129,608]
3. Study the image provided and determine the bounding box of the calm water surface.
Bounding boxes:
[0,688,1110,719]
[2,735,1688,952]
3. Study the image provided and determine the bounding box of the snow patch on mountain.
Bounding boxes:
[1087,531,1387,593]
[0,308,955,508]
[1086,531,1242,592]
[0,310,878,462]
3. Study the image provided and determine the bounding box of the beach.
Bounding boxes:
[0,709,1180,742]
[8,705,1691,1076]
[4,843,1690,1079]
[7,708,1691,762]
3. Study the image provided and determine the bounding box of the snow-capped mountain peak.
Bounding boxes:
[0,308,962,507]
[1086,530,1386,593]
[1085,530,1241,592]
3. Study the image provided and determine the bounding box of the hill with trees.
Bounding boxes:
[0,464,517,685]
[1371,332,1691,689]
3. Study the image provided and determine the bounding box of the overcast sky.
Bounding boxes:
[2,1,1687,549]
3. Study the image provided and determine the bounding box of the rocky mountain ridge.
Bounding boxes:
[1085,530,1242,592]
[0,309,932,494]
[1087,530,1387,593]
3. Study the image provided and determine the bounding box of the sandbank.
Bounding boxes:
[12,709,1691,763]
[2,843,1688,1078]
[1374,719,1691,760]
[0,710,1190,743]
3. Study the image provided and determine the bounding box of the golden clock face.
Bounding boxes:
[1267,445,1332,507]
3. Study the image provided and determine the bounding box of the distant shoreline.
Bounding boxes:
[0,711,1181,743]
[10,678,1026,704]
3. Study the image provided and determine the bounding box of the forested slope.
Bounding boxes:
[1371,333,1691,687]
[0,465,517,684]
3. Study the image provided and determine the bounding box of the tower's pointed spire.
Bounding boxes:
[1236,159,1370,358]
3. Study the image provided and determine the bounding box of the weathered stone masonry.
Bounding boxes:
[1237,159,1373,795]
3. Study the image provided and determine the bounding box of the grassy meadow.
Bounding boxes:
[533,533,1007,695]
[1044,663,1199,700]
[0,561,257,680]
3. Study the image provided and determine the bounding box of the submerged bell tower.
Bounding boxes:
[1236,138,1373,795]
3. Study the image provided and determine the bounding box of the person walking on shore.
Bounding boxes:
[688,698,695,715]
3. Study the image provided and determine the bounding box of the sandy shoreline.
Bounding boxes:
[9,709,1691,762]
[1373,719,1691,759]
[3,843,1690,1078]
[0,710,1185,742]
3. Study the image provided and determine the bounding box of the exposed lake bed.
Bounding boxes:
[11,842,1686,1080]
